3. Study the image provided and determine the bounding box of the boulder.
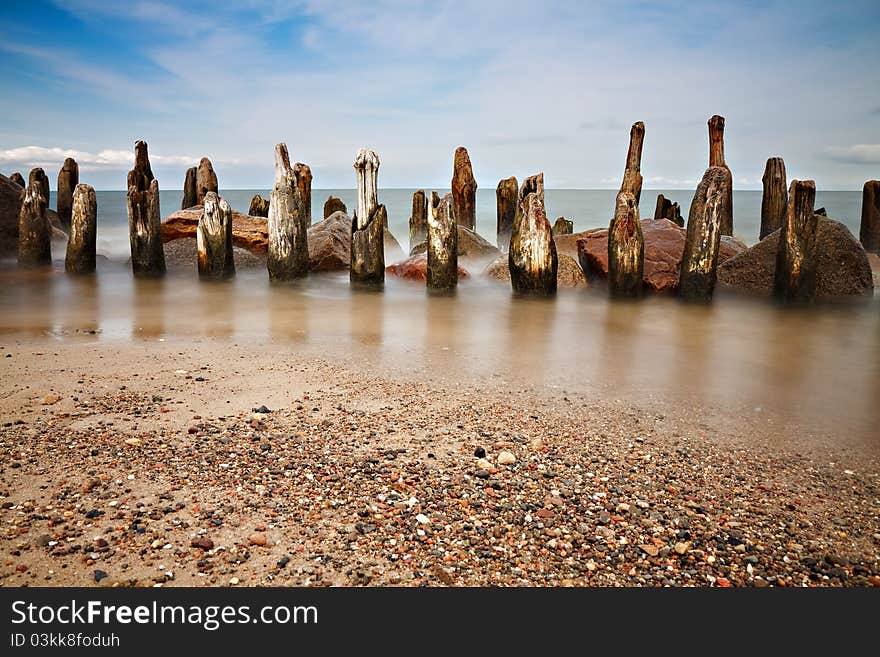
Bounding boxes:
[576,218,746,293]
[410,225,499,260]
[484,252,587,288]
[386,251,470,282]
[307,211,350,271]
[162,206,268,253]
[163,237,265,271]
[717,216,874,300]
[1,172,65,257]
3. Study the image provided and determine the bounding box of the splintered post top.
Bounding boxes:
[274,143,292,185]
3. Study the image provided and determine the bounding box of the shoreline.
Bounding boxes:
[1,338,878,587]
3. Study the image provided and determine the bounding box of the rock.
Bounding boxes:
[254,405,271,414]
[248,532,267,547]
[474,446,486,458]
[476,458,494,470]
[410,225,499,261]
[639,543,659,557]
[56,157,78,226]
[181,166,198,209]
[386,251,469,282]
[452,146,477,230]
[484,252,586,288]
[576,218,746,293]
[323,195,346,219]
[196,157,218,206]
[9,172,25,188]
[162,207,268,253]
[248,194,269,218]
[497,451,516,465]
[308,211,351,271]
[190,537,214,550]
[718,216,874,300]
[163,238,264,270]
[674,541,691,555]
[35,534,52,547]
[552,217,573,236]
[93,569,107,583]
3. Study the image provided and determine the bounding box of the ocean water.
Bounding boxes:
[40,188,867,261]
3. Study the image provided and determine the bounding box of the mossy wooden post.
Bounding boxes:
[452,146,477,230]
[196,157,218,206]
[323,195,346,219]
[57,157,78,226]
[552,217,573,236]
[679,166,729,302]
[496,176,517,250]
[198,191,235,280]
[17,178,51,268]
[427,191,458,292]
[350,148,385,285]
[248,194,269,217]
[126,140,165,277]
[654,194,683,226]
[620,121,645,204]
[267,143,310,281]
[409,189,428,251]
[10,172,25,188]
[509,174,557,295]
[859,180,880,254]
[708,115,734,236]
[760,157,787,240]
[773,180,818,304]
[608,191,644,298]
[181,166,197,209]
[65,183,97,274]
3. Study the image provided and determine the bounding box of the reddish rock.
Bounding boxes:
[162,206,268,253]
[410,225,499,261]
[386,251,470,282]
[576,218,746,293]
[190,537,214,551]
[308,211,350,271]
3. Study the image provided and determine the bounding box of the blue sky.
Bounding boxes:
[0,0,878,190]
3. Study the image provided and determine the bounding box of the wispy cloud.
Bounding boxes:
[0,145,225,170]
[822,144,880,165]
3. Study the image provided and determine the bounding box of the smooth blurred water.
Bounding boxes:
[42,188,866,261]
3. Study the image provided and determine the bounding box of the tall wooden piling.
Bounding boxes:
[323,195,346,219]
[708,115,734,236]
[773,180,818,304]
[57,157,78,226]
[65,183,97,274]
[452,147,477,230]
[608,191,644,298]
[654,194,683,226]
[620,121,645,203]
[859,180,880,254]
[10,172,25,188]
[17,178,51,268]
[496,176,517,250]
[196,157,218,206]
[409,189,428,251]
[760,157,787,240]
[679,166,729,302]
[248,194,270,217]
[509,175,557,295]
[181,166,198,209]
[198,191,235,280]
[427,191,458,291]
[267,143,310,281]
[126,140,166,277]
[350,148,385,285]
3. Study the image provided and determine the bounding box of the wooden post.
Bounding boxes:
[620,121,645,203]
[198,191,235,280]
[126,140,166,277]
[181,166,197,209]
[409,189,427,250]
[350,148,385,285]
[323,195,346,219]
[496,176,517,250]
[267,143,310,281]
[196,157,218,206]
[773,179,818,304]
[29,168,50,208]
[57,157,78,226]
[509,175,557,295]
[608,191,644,298]
[10,172,25,188]
[427,191,458,291]
[65,183,97,274]
[552,217,573,236]
[679,166,729,302]
[859,180,880,253]
[17,177,51,268]
[248,194,270,217]
[452,146,477,229]
[707,115,734,235]
[653,194,683,226]
[760,157,787,240]
[293,162,312,226]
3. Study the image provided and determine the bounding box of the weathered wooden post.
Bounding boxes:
[323,195,346,219]
[350,148,385,285]
[65,183,97,274]
[294,162,312,226]
[17,175,51,268]
[57,157,78,226]
[181,166,198,209]
[653,194,683,226]
[509,174,557,295]
[452,146,477,230]
[859,180,880,254]
[126,140,166,277]
[427,191,458,292]
[773,180,818,304]
[620,121,645,203]
[409,189,428,250]
[679,166,729,302]
[708,115,734,235]
[760,157,787,240]
[196,157,218,206]
[248,194,270,217]
[198,191,235,280]
[496,176,517,250]
[608,191,644,298]
[29,168,50,208]
[9,172,25,188]
[552,217,573,236]
[267,143,310,281]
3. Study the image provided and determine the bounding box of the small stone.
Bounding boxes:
[615,503,630,513]
[42,394,62,405]
[474,446,486,458]
[415,514,430,525]
[124,438,142,446]
[190,537,214,551]
[248,533,267,547]
[16,564,28,573]
[94,569,108,583]
[497,451,516,465]
[254,405,271,414]
[277,556,290,568]
[674,541,691,555]
[476,458,493,470]
[639,544,660,557]
[229,576,240,585]
[433,564,455,585]
[35,534,52,547]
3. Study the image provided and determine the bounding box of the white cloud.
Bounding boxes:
[822,144,880,165]
[0,146,211,170]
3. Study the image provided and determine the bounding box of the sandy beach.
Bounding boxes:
[2,336,878,587]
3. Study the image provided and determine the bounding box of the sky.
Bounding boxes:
[0,0,878,191]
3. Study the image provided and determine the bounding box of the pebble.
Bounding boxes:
[497,451,516,465]
[190,537,214,551]
[248,533,268,547]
